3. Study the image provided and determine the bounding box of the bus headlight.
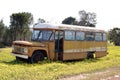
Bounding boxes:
[23,48,28,54]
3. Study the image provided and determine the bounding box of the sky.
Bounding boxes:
[0,0,120,31]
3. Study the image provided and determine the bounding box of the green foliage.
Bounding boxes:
[0,20,8,47]
[0,20,6,41]
[10,12,33,41]
[62,17,78,25]
[62,10,97,27]
[0,43,5,48]
[38,18,46,23]
[0,46,120,80]
[79,10,97,27]
[108,28,120,46]
[3,27,12,45]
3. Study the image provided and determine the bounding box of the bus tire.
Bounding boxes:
[29,51,44,63]
[87,52,94,59]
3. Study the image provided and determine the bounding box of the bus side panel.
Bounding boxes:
[64,41,77,51]
[63,41,87,60]
[85,41,108,58]
[63,52,87,60]
[94,41,107,58]
[63,40,107,60]
[95,51,108,58]
[85,41,95,52]
[48,42,55,60]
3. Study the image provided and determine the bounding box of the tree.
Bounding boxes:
[0,20,6,42]
[10,12,33,41]
[0,20,9,47]
[108,28,120,46]
[38,18,46,23]
[79,10,97,27]
[62,17,78,25]
[2,27,13,46]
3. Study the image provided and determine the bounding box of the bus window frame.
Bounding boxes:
[85,31,95,41]
[95,32,103,41]
[31,29,54,42]
[102,33,107,41]
[75,31,85,41]
[65,30,75,41]
[49,32,55,42]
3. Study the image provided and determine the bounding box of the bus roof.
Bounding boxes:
[33,23,105,32]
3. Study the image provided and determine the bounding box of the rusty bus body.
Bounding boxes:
[11,23,108,63]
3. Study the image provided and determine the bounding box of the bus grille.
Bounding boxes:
[14,47,24,53]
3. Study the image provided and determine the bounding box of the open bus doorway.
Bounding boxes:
[55,31,64,60]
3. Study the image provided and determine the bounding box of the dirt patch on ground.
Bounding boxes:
[59,67,120,80]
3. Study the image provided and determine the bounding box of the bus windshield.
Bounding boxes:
[31,30,53,41]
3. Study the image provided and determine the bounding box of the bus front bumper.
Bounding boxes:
[11,53,28,59]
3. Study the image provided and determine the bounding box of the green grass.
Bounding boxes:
[0,46,120,80]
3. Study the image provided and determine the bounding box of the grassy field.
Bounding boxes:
[0,46,120,80]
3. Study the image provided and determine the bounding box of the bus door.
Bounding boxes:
[55,31,64,60]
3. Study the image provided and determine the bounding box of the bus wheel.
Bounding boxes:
[87,52,94,59]
[29,51,44,63]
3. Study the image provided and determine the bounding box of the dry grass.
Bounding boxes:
[0,45,120,80]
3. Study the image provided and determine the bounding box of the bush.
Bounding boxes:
[0,42,5,48]
[108,28,120,46]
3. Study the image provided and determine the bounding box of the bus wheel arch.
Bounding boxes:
[29,50,47,63]
[87,51,96,59]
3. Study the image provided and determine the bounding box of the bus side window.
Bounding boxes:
[103,33,107,41]
[65,31,75,40]
[95,33,102,41]
[85,32,94,41]
[76,31,85,40]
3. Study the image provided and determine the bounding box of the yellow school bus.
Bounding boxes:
[11,23,108,63]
